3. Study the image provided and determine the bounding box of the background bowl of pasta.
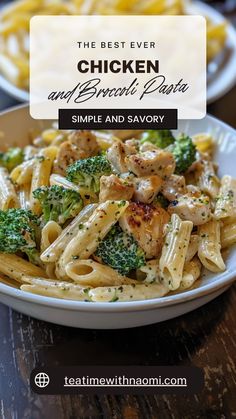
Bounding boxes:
[0,104,235,329]
[0,0,235,103]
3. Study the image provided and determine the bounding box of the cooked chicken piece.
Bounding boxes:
[125,149,175,179]
[107,141,128,173]
[108,130,143,140]
[186,185,202,196]
[99,174,134,202]
[119,202,170,258]
[119,172,135,182]
[133,175,163,204]
[161,175,186,201]
[139,142,158,152]
[91,130,119,150]
[125,139,140,153]
[184,170,197,186]
[106,139,139,174]
[124,143,139,158]
[53,141,82,175]
[168,194,211,225]
[69,130,100,156]
[185,158,204,184]
[54,130,100,175]
[184,158,216,191]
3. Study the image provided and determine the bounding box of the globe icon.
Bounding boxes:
[34,372,50,388]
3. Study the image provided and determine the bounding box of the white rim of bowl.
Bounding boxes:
[0,104,235,312]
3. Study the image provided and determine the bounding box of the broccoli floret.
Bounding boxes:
[153,193,169,209]
[66,155,112,193]
[95,225,145,276]
[33,185,83,225]
[140,130,175,149]
[0,147,24,172]
[170,134,196,174]
[0,209,41,265]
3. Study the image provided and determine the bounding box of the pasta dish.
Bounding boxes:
[0,0,227,90]
[0,127,235,302]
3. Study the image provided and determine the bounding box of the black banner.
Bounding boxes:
[31,365,203,395]
[58,108,177,130]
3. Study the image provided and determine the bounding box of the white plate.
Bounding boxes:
[0,104,236,329]
[0,1,235,103]
[0,73,29,103]
[187,1,236,103]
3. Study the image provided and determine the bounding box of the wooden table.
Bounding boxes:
[1,285,236,418]
[0,2,236,418]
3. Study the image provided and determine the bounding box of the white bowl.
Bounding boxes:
[0,105,236,329]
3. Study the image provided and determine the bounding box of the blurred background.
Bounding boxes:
[0,0,235,127]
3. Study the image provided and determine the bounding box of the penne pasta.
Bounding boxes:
[207,22,227,62]
[179,257,201,290]
[40,204,97,263]
[222,215,236,226]
[18,183,31,209]
[198,219,225,272]
[159,214,193,291]
[6,33,21,57]
[10,158,35,185]
[50,173,81,192]
[45,263,57,279]
[40,222,62,279]
[197,160,220,199]
[0,167,19,209]
[89,282,168,302]
[92,131,120,150]
[65,259,136,287]
[0,0,43,21]
[41,128,66,145]
[30,146,58,214]
[214,175,236,220]
[50,173,97,204]
[0,253,46,283]
[0,274,20,289]
[21,277,90,301]
[185,234,199,263]
[192,133,214,154]
[221,222,236,249]
[0,52,22,86]
[137,259,159,283]
[41,221,62,253]
[23,145,39,160]
[58,200,129,277]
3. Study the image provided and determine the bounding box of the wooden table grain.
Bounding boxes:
[0,1,236,418]
[1,284,236,418]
